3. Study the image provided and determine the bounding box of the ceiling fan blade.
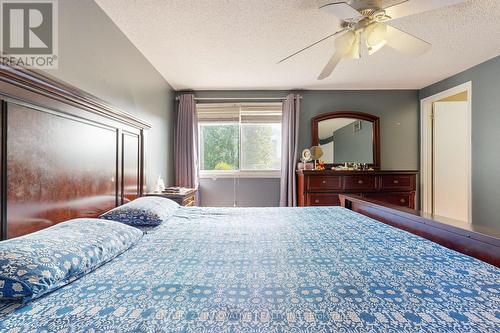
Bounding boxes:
[385,0,466,20]
[318,31,357,80]
[379,0,408,9]
[345,32,361,59]
[318,52,343,80]
[320,2,363,20]
[385,25,431,56]
[277,28,347,64]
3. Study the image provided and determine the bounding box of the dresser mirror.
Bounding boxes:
[311,111,380,169]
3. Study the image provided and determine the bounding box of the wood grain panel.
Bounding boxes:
[307,176,342,191]
[344,175,378,190]
[0,64,149,240]
[6,102,117,238]
[306,193,340,206]
[297,170,417,208]
[363,192,415,209]
[380,174,413,190]
[122,132,140,203]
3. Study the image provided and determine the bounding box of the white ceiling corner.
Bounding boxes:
[95,0,500,90]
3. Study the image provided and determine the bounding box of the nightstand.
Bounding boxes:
[145,188,197,206]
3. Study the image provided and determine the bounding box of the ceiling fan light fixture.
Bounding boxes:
[372,9,391,22]
[365,22,388,55]
[282,0,442,80]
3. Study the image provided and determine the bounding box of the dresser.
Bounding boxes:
[297,170,418,208]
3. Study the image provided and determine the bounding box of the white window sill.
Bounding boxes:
[199,170,281,179]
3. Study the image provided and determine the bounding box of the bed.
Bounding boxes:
[0,64,498,332]
[1,205,498,332]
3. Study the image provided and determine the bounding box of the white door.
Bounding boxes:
[433,101,469,222]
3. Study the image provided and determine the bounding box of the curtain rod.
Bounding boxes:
[175,96,302,101]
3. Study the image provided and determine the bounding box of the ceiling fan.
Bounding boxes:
[278,0,465,80]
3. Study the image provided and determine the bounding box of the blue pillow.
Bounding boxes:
[99,196,179,226]
[0,218,143,301]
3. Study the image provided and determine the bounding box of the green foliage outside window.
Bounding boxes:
[200,123,281,172]
[200,124,239,170]
[214,161,235,171]
[241,124,281,170]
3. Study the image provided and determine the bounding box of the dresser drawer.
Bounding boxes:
[344,175,377,190]
[380,175,414,190]
[307,176,342,191]
[306,193,340,206]
[364,193,414,208]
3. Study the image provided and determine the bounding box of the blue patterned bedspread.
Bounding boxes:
[1,206,499,332]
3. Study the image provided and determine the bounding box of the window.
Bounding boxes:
[198,103,282,177]
[199,123,239,171]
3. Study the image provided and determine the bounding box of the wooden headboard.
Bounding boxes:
[0,65,151,239]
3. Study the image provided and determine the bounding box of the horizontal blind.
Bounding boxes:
[240,103,282,123]
[197,104,239,122]
[197,103,282,123]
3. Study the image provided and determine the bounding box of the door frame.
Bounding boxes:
[420,81,472,223]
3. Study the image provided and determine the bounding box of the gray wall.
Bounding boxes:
[190,90,420,207]
[200,178,280,207]
[299,90,419,170]
[420,55,500,229]
[331,120,374,164]
[43,0,175,190]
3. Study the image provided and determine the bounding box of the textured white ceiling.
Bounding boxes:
[95,0,500,90]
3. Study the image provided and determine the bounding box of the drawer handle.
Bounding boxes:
[400,198,406,203]
[315,199,320,203]
[357,180,364,184]
[393,180,399,184]
[322,180,327,184]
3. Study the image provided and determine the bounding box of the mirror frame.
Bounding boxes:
[311,111,381,169]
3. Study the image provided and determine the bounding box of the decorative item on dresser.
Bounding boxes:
[297,170,418,208]
[146,187,197,206]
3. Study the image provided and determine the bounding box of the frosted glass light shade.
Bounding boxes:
[365,22,388,55]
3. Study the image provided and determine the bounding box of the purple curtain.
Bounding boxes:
[280,93,300,207]
[175,94,198,188]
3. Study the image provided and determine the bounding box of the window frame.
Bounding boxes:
[197,103,282,179]
[199,170,281,179]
